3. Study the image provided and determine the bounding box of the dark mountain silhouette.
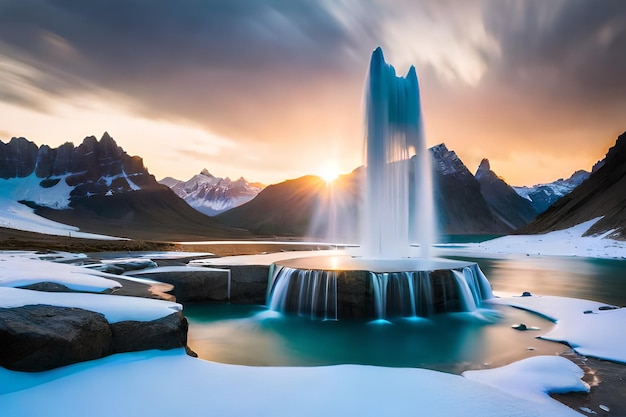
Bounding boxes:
[522,131,626,240]
[217,144,516,239]
[474,158,537,229]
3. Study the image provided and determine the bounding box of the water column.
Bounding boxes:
[361,47,435,259]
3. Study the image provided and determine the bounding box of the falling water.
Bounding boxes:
[361,47,436,259]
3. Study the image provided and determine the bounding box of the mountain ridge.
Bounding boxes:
[0,133,250,240]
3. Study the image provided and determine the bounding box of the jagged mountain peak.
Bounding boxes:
[477,158,491,173]
[200,168,215,178]
[161,170,264,216]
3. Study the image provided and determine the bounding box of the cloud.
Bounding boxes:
[1,0,625,185]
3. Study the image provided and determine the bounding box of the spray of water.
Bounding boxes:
[360,47,436,259]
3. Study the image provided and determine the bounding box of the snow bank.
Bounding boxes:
[438,218,626,260]
[0,287,181,323]
[0,349,583,417]
[0,255,121,292]
[493,295,626,363]
[464,356,589,404]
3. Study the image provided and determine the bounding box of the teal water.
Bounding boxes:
[459,256,626,306]
[185,255,626,372]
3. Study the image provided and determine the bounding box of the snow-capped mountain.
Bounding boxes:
[429,144,514,234]
[0,133,249,240]
[160,169,264,216]
[513,170,590,214]
[524,131,626,239]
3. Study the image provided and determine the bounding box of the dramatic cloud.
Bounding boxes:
[0,0,625,184]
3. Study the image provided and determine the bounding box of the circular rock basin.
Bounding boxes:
[268,255,493,321]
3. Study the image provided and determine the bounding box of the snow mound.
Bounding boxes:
[0,256,121,292]
[464,356,589,404]
[0,287,181,323]
[493,295,626,363]
[0,349,583,417]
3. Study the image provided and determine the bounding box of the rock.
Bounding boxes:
[0,305,112,372]
[125,268,230,303]
[599,305,618,311]
[110,312,188,353]
[17,281,74,292]
[521,291,532,297]
[512,323,528,330]
[0,304,191,372]
[228,265,272,304]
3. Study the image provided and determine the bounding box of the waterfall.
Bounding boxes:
[268,266,338,321]
[268,261,493,321]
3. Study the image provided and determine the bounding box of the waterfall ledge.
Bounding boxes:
[267,256,493,321]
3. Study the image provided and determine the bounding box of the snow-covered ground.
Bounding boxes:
[0,349,586,417]
[1,221,625,416]
[436,218,626,260]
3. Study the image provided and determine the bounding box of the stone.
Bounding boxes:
[0,305,112,372]
[110,312,188,353]
[125,269,230,303]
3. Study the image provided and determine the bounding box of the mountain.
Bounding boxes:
[430,145,513,234]
[474,159,537,229]
[0,133,249,241]
[513,170,590,214]
[216,173,359,238]
[159,169,264,216]
[522,131,626,239]
[217,144,515,239]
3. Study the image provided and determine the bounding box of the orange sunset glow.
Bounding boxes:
[0,2,624,186]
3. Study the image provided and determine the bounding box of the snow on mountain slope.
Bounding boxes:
[0,173,120,238]
[513,170,590,214]
[160,169,264,216]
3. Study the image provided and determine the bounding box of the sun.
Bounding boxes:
[319,165,340,183]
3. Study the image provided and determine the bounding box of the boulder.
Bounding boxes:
[0,305,112,372]
[0,305,190,372]
[110,312,188,353]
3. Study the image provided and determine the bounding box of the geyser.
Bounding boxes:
[361,46,435,259]
[267,47,493,321]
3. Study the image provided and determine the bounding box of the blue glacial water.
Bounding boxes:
[185,255,625,373]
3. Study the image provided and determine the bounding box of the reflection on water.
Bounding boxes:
[459,256,626,306]
[185,303,563,374]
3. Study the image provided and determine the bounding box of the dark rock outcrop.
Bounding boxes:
[475,159,537,229]
[0,137,39,178]
[110,312,188,353]
[125,268,231,303]
[430,145,512,234]
[0,305,112,372]
[0,305,189,372]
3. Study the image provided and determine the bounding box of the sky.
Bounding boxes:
[0,0,625,186]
